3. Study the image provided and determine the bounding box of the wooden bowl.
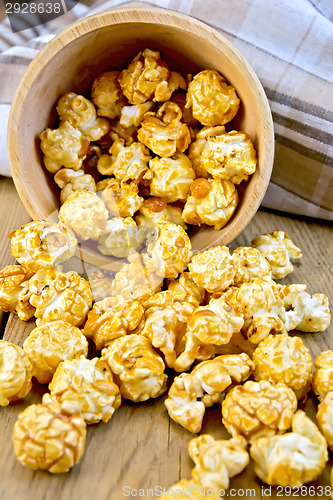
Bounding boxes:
[8,6,274,257]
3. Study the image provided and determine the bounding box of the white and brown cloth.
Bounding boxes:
[0,0,332,220]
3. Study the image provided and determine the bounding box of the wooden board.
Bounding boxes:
[0,176,333,500]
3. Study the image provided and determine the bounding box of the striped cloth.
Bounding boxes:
[1,0,332,220]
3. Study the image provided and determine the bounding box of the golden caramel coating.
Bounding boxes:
[182,178,238,230]
[97,139,151,182]
[278,283,330,332]
[162,480,220,499]
[250,411,328,487]
[137,101,191,157]
[173,296,244,373]
[18,268,92,327]
[59,190,109,241]
[0,265,33,313]
[231,247,271,285]
[146,222,192,279]
[97,217,145,258]
[0,340,32,406]
[252,231,302,279]
[172,91,198,128]
[119,48,186,104]
[166,353,254,433]
[317,392,333,450]
[57,92,110,141]
[167,272,205,308]
[252,334,313,400]
[135,197,186,232]
[222,276,287,344]
[97,178,144,218]
[186,70,240,126]
[87,268,115,302]
[13,393,86,473]
[222,380,297,444]
[10,220,77,273]
[313,351,333,400]
[91,71,126,119]
[189,435,249,490]
[49,357,121,424]
[101,334,167,402]
[54,168,96,204]
[189,246,235,294]
[83,295,144,350]
[23,321,88,384]
[188,126,226,178]
[40,121,90,174]
[109,120,138,146]
[147,153,195,202]
[119,101,155,127]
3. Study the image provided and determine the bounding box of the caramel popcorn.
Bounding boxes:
[13,393,86,473]
[222,380,297,443]
[119,101,155,127]
[49,356,121,424]
[101,334,167,402]
[40,121,90,174]
[189,246,235,294]
[137,101,191,157]
[313,351,333,400]
[57,92,110,141]
[97,178,144,218]
[172,91,198,128]
[10,220,77,273]
[162,480,220,499]
[83,295,144,350]
[250,411,328,487]
[167,271,205,308]
[59,190,109,240]
[231,247,271,285]
[23,321,88,384]
[317,392,333,450]
[109,120,138,146]
[97,217,145,258]
[54,168,96,204]
[182,178,238,230]
[119,49,186,104]
[134,197,186,232]
[91,71,125,119]
[166,353,254,432]
[252,334,313,400]
[186,70,240,126]
[189,435,249,490]
[87,268,115,302]
[0,340,32,406]
[188,126,226,178]
[0,265,33,313]
[147,153,195,202]
[252,231,302,279]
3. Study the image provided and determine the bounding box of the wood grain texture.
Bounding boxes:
[0,177,333,500]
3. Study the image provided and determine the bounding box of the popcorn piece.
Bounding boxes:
[49,356,121,424]
[137,101,191,157]
[172,91,198,128]
[119,49,186,104]
[83,143,103,173]
[119,101,155,127]
[87,268,115,302]
[57,92,110,141]
[18,268,92,327]
[146,222,192,278]
[13,393,86,473]
[173,296,244,373]
[10,220,77,273]
[97,217,145,258]
[147,153,195,202]
[188,126,226,178]
[97,139,151,182]
[101,334,167,402]
[135,197,186,233]
[252,231,302,279]
[186,70,240,126]
[189,435,249,490]
[91,71,126,119]
[252,334,313,400]
[54,168,96,204]
[40,121,90,174]
[83,295,144,350]
[222,380,298,443]
[312,351,333,400]
[167,272,205,308]
[0,265,33,313]
[250,410,328,487]
[231,247,271,285]
[23,321,88,384]
[162,480,220,499]
[109,120,138,146]
[166,353,254,432]
[189,246,235,294]
[59,190,109,240]
[97,178,144,218]
[317,392,333,451]
[0,340,32,406]
[182,178,238,230]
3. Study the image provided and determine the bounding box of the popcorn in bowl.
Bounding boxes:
[54,168,97,204]
[91,70,125,119]
[97,178,144,218]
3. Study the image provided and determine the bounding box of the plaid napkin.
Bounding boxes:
[1,0,332,220]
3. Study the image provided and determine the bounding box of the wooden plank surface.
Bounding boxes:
[0,176,333,500]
